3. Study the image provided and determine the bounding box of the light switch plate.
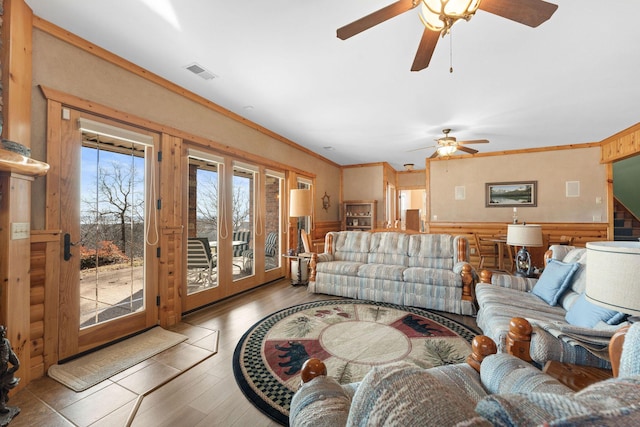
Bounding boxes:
[11,222,30,240]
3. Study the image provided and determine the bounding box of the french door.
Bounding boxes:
[183,151,285,312]
[56,111,158,360]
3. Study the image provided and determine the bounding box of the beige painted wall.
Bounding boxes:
[429,146,607,223]
[30,29,341,227]
[343,165,384,223]
[397,170,425,188]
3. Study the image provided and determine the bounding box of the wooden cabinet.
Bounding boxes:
[343,200,377,231]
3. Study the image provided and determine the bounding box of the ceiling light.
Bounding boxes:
[437,145,457,156]
[404,163,415,171]
[419,0,481,34]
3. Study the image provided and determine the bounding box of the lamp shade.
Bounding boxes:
[507,224,543,247]
[585,241,640,316]
[289,189,312,217]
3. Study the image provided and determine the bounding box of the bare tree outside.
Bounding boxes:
[195,169,218,239]
[232,183,251,231]
[193,168,251,237]
[81,158,145,265]
[79,143,146,327]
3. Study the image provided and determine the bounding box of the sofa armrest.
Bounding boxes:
[479,269,537,292]
[505,317,618,369]
[480,353,573,395]
[289,375,353,427]
[308,252,334,282]
[454,262,477,304]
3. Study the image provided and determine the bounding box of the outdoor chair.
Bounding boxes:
[187,237,216,287]
[242,231,279,272]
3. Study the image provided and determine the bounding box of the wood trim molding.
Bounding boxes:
[427,141,602,163]
[599,121,640,163]
[32,16,340,169]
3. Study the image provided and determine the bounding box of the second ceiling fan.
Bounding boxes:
[337,0,558,71]
[411,128,489,158]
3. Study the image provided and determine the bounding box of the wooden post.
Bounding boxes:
[466,335,498,372]
[506,317,533,362]
[0,0,35,392]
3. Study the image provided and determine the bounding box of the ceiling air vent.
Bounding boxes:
[184,63,217,80]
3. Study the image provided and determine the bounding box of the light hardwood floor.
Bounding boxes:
[11,279,478,426]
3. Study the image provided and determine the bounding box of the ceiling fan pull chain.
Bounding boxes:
[449,30,454,73]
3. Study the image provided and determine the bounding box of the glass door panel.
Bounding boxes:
[79,141,147,327]
[233,165,256,280]
[264,172,283,272]
[187,156,220,294]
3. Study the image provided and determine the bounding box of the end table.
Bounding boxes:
[282,254,311,286]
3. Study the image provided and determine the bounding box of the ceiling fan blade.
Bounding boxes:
[337,0,418,40]
[478,0,558,28]
[429,151,440,159]
[457,146,479,154]
[411,28,440,71]
[458,139,489,145]
[407,146,430,153]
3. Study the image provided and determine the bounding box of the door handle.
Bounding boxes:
[64,233,74,261]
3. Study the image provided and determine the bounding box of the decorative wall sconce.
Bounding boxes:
[321,192,331,211]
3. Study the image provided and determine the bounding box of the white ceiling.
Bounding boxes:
[25,0,640,170]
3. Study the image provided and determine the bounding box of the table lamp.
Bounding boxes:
[507,223,543,277]
[289,189,312,254]
[585,241,640,320]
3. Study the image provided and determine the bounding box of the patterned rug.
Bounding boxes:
[232,299,478,425]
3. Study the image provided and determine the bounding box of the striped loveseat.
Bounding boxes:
[308,231,476,315]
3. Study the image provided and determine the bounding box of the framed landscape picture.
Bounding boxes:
[485,181,537,207]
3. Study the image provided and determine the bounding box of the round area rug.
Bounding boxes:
[233,299,478,425]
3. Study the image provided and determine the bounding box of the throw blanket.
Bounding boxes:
[529,319,625,362]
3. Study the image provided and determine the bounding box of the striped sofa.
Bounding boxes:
[290,323,640,427]
[308,231,476,315]
[476,245,628,369]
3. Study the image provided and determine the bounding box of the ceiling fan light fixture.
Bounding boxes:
[437,145,457,156]
[419,0,482,33]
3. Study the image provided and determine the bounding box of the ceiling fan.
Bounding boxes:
[337,0,558,71]
[411,128,489,158]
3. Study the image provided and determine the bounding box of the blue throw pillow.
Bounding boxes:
[565,293,624,328]
[531,259,580,306]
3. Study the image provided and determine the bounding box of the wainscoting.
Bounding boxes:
[428,222,608,270]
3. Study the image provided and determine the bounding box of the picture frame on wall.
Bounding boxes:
[485,181,537,207]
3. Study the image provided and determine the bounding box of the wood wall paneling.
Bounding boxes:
[428,222,608,270]
[0,174,33,392]
[600,122,640,163]
[1,0,35,394]
[159,227,182,327]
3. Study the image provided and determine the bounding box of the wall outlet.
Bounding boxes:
[593,215,602,222]
[11,222,30,240]
[470,247,476,255]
